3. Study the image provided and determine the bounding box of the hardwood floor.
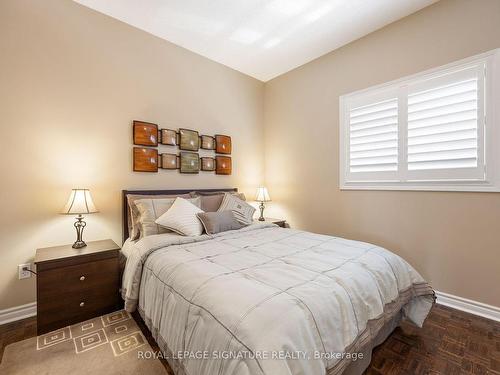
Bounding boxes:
[0,316,36,361]
[1,305,499,374]
[367,304,500,374]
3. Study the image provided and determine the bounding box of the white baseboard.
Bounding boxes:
[0,302,37,325]
[435,291,500,322]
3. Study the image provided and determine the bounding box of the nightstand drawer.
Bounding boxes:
[37,257,118,298]
[38,288,118,317]
[37,290,119,334]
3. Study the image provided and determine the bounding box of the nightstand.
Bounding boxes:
[258,218,287,228]
[34,239,121,335]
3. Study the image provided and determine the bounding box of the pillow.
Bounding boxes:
[217,193,256,225]
[155,197,204,236]
[189,191,246,212]
[127,193,191,239]
[196,211,244,234]
[135,197,201,238]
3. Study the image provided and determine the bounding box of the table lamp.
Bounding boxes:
[61,189,98,249]
[255,187,271,221]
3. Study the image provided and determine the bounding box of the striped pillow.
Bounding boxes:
[217,193,256,225]
[155,198,204,236]
[189,191,247,212]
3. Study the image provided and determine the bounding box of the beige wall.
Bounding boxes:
[264,0,500,307]
[0,0,264,310]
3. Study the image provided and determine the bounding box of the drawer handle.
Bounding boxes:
[79,276,86,281]
[79,302,85,307]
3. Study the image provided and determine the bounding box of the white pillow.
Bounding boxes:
[155,197,204,236]
[217,193,256,225]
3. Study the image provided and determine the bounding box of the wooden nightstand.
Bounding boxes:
[258,218,287,228]
[34,239,121,335]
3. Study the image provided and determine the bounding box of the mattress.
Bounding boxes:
[122,223,434,375]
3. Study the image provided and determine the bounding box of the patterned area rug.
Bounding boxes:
[0,310,166,375]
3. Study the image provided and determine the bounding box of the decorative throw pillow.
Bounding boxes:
[189,191,246,212]
[217,193,256,225]
[155,197,204,236]
[127,193,191,239]
[196,211,244,234]
[135,197,201,238]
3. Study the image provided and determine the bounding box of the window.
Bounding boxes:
[339,49,500,192]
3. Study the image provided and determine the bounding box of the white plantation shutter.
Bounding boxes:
[340,50,499,191]
[349,98,398,173]
[406,66,485,180]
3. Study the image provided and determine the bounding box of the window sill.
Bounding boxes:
[340,182,500,193]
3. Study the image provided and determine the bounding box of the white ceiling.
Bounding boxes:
[74,0,438,82]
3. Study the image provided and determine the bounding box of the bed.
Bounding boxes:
[121,189,435,375]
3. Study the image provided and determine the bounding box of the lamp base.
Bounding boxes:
[73,215,87,249]
[258,202,265,221]
[72,240,87,249]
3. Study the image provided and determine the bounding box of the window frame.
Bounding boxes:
[339,49,500,192]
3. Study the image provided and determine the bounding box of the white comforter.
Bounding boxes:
[122,223,434,375]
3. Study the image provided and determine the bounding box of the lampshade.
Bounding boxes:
[61,189,98,215]
[255,187,271,202]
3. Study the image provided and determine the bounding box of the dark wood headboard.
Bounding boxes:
[122,188,238,243]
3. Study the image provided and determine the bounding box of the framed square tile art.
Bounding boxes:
[215,156,231,175]
[200,135,215,150]
[180,152,200,173]
[133,147,158,172]
[201,157,216,171]
[215,135,231,154]
[133,121,158,147]
[179,129,199,151]
[160,129,177,146]
[161,153,178,170]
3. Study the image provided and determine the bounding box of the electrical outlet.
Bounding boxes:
[18,263,31,279]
